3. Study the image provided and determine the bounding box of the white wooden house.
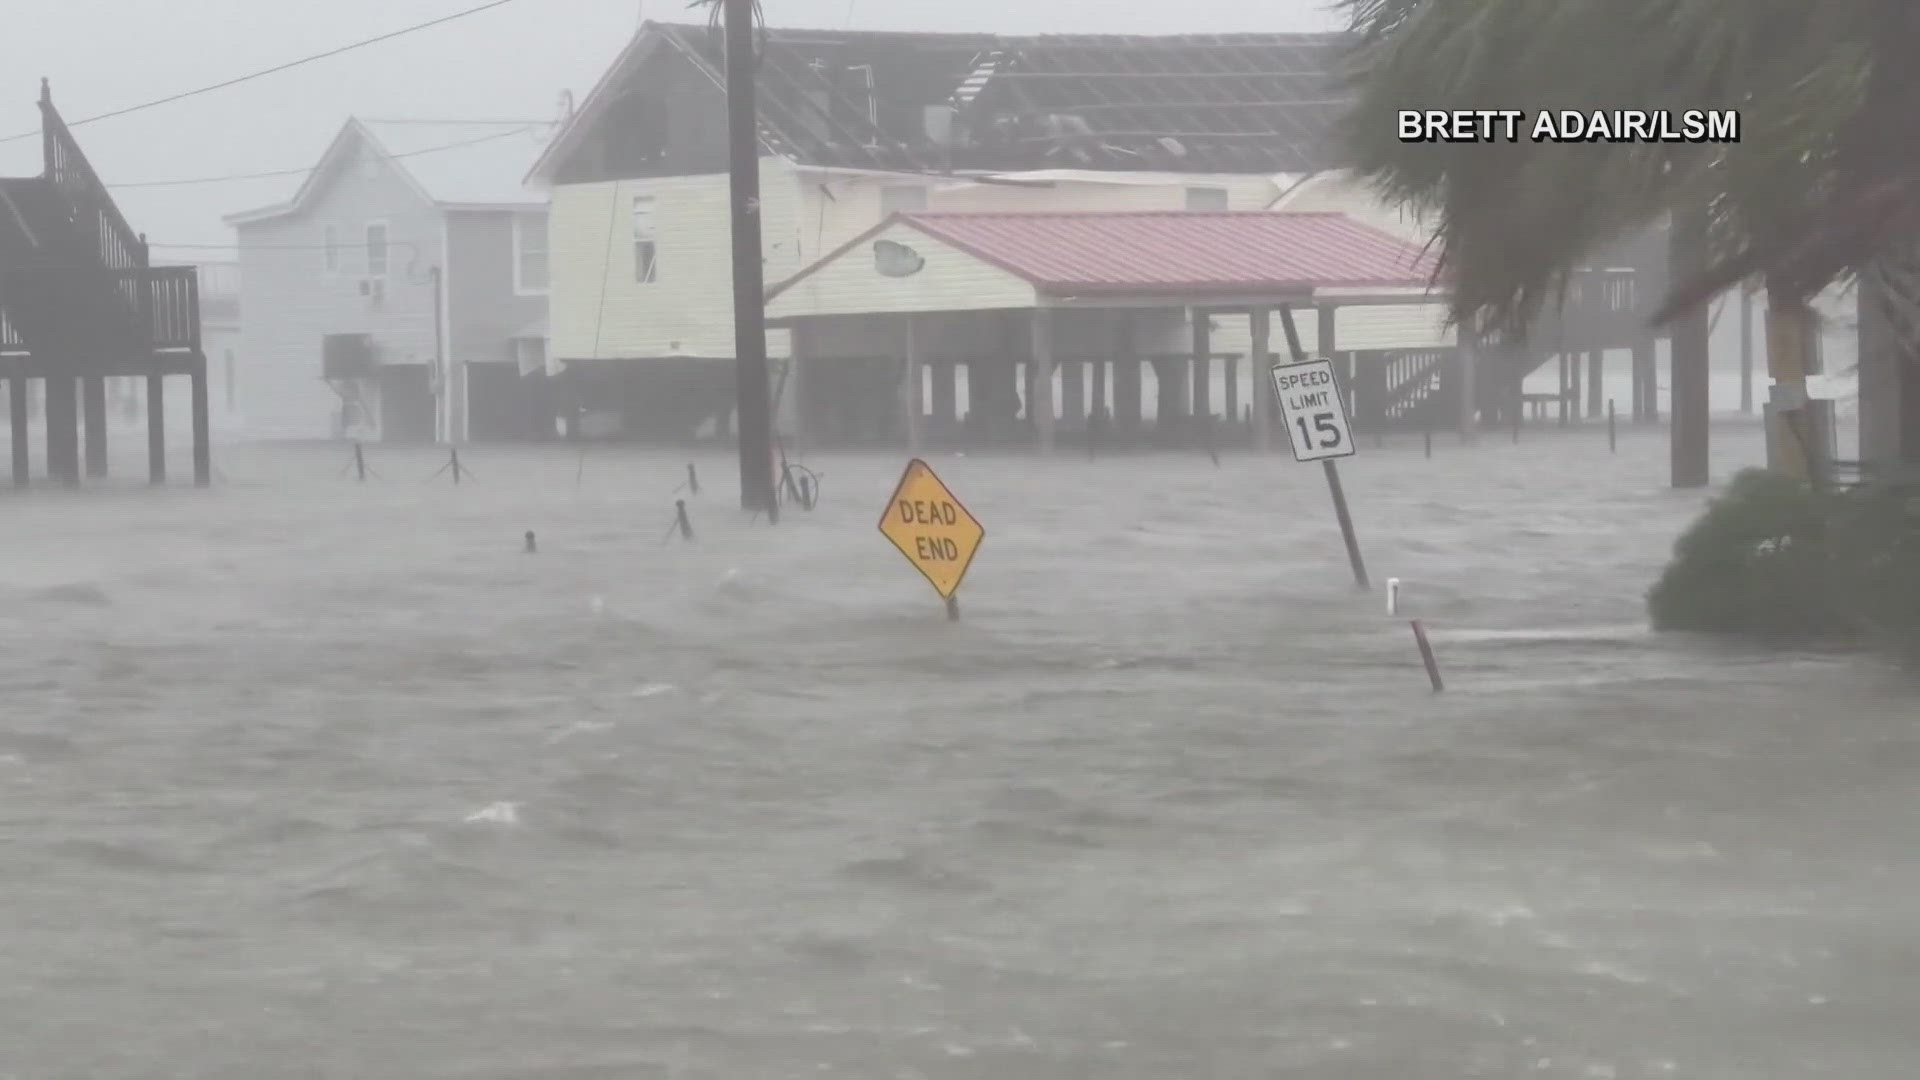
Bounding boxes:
[224,119,554,443]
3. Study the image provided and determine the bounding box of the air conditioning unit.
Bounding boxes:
[322,333,376,380]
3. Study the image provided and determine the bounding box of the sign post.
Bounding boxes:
[878,458,985,620]
[1274,305,1369,590]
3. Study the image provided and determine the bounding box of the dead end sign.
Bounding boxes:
[878,458,984,601]
[1271,358,1356,463]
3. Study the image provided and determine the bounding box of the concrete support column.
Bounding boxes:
[1190,311,1212,426]
[1587,348,1603,418]
[900,316,924,453]
[1153,356,1184,446]
[1739,288,1755,415]
[1249,308,1272,452]
[1631,336,1658,423]
[1112,312,1142,446]
[1061,359,1085,428]
[1223,354,1240,432]
[1031,308,1057,454]
[8,376,27,487]
[930,358,956,439]
[1456,320,1480,440]
[1557,353,1572,426]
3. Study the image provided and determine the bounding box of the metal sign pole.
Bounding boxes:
[1277,304,1368,590]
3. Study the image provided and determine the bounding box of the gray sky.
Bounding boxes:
[0,0,1341,255]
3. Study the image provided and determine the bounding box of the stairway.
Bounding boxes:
[0,174,146,368]
[0,79,209,488]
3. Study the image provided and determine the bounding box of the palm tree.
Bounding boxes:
[1340,0,1920,473]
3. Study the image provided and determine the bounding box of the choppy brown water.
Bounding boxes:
[3,422,1916,1079]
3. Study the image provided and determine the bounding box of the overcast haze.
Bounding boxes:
[0,0,1342,251]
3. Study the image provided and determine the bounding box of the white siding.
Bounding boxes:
[1240,170,1453,354]
[549,161,1448,368]
[768,220,1035,320]
[236,137,444,439]
[549,159,799,361]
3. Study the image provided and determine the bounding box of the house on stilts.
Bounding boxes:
[529,23,1670,450]
[0,80,208,486]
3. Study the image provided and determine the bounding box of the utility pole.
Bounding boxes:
[724,0,777,518]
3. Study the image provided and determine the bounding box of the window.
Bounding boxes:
[880,184,927,216]
[632,196,657,283]
[323,226,339,272]
[365,222,388,277]
[1185,186,1230,211]
[513,214,549,294]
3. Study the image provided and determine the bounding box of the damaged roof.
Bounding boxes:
[530,22,1355,181]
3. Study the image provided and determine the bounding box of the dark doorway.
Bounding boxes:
[467,362,549,441]
[379,365,435,443]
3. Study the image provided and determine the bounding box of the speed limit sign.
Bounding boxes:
[1271,358,1355,463]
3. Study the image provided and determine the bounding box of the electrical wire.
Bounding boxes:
[0,0,530,144]
[108,125,538,189]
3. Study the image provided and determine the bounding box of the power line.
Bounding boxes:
[357,117,549,125]
[0,0,530,145]
[109,125,538,189]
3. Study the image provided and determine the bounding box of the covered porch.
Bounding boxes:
[764,211,1463,454]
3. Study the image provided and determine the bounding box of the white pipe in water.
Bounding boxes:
[1387,578,1401,616]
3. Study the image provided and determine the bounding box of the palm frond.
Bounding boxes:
[1340,0,1920,333]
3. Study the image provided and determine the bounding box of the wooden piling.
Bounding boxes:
[147,373,166,484]
[190,360,211,487]
[82,375,107,478]
[45,374,78,485]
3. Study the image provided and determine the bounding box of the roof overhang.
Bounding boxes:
[766,211,1439,324]
[441,201,546,213]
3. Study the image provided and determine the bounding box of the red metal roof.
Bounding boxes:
[916,211,1433,295]
[768,211,1437,303]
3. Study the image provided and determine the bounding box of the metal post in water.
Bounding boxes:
[1410,619,1444,692]
[1387,577,1400,615]
[1608,399,1617,453]
[1323,459,1369,591]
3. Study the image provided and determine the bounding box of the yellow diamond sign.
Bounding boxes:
[877,458,984,601]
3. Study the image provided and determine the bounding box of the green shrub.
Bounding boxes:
[1648,467,1920,646]
[1646,469,1848,637]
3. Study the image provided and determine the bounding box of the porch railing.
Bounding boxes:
[39,81,148,274]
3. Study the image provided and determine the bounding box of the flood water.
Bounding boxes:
[3,421,1916,1079]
